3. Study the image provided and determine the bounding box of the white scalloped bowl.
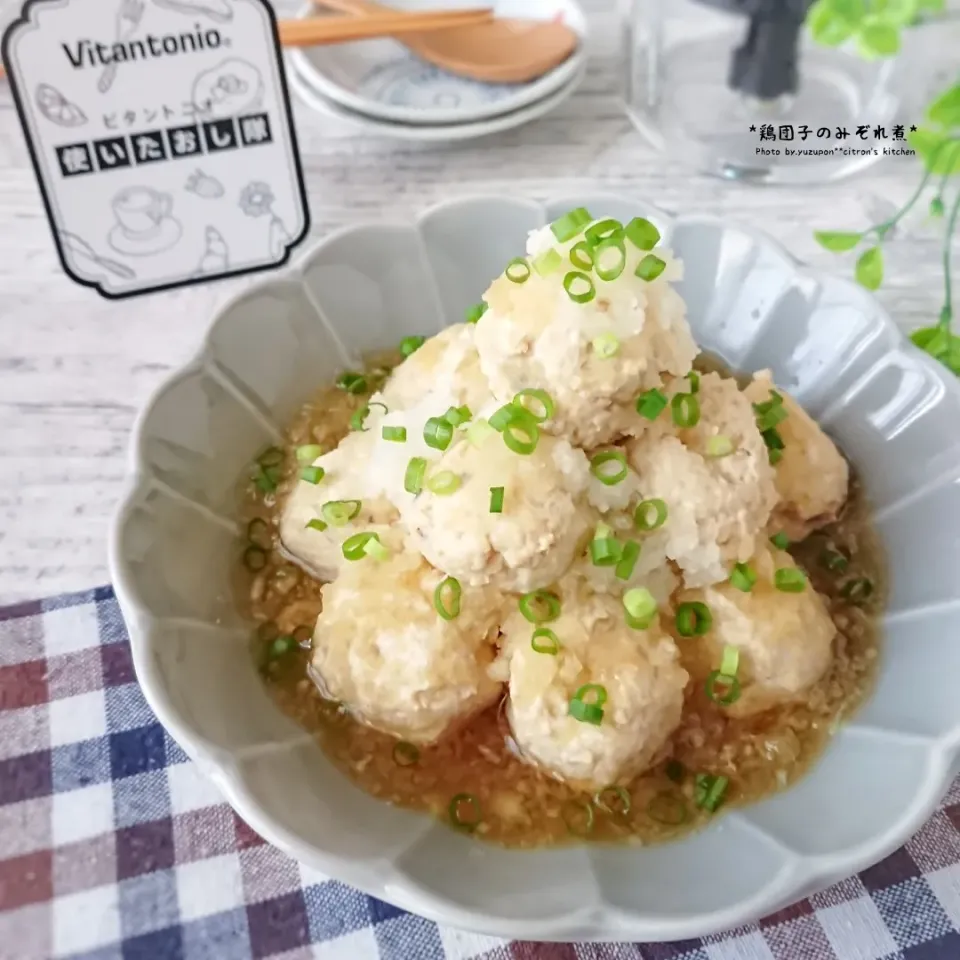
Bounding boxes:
[110,194,960,942]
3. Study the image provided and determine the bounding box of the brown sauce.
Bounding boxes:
[235,354,885,848]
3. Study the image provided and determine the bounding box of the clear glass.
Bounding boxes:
[623,0,911,184]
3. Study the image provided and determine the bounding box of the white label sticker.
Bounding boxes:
[2,0,310,299]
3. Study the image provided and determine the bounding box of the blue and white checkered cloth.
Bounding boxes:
[2,586,960,959]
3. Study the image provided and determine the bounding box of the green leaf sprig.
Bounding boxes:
[807,1,958,375]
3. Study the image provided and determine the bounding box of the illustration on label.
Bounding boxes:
[2,0,310,299]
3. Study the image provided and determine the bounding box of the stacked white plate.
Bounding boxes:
[286,0,588,141]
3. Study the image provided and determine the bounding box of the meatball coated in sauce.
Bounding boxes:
[473,223,698,449]
[625,372,778,587]
[279,429,400,583]
[403,429,594,593]
[743,372,849,541]
[678,544,836,718]
[311,548,503,745]
[497,574,688,789]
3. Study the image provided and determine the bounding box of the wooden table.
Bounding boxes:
[0,0,956,603]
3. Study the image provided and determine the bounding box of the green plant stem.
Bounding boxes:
[940,188,960,329]
[936,143,960,201]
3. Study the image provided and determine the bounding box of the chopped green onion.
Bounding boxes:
[351,402,388,432]
[615,540,641,581]
[531,627,560,655]
[820,548,850,573]
[624,216,661,252]
[753,391,787,432]
[585,218,623,247]
[305,518,327,533]
[257,446,284,468]
[424,417,454,451]
[426,470,461,495]
[768,447,784,465]
[382,425,407,443]
[841,577,874,604]
[448,792,481,831]
[243,545,268,572]
[623,587,657,629]
[513,389,555,422]
[730,562,757,593]
[590,450,628,485]
[694,773,729,813]
[636,254,667,281]
[569,240,594,270]
[269,635,297,659]
[676,601,712,637]
[434,577,462,621]
[392,742,419,766]
[489,403,525,431]
[465,302,488,324]
[299,466,324,484]
[595,785,631,815]
[404,457,427,495]
[634,498,668,531]
[647,792,689,826]
[467,418,496,446]
[769,532,790,550]
[705,670,741,705]
[342,532,379,561]
[762,427,785,457]
[253,466,278,494]
[594,236,627,281]
[336,372,367,395]
[774,568,807,593]
[550,207,592,243]
[720,645,740,677]
[247,518,271,549]
[321,500,362,527]
[365,536,389,561]
[503,419,539,455]
[688,371,701,395]
[592,333,620,358]
[505,258,531,283]
[563,270,596,304]
[296,444,323,465]
[672,393,701,428]
[569,684,607,725]
[590,524,621,566]
[489,486,504,514]
[519,590,561,624]
[705,435,734,458]
[399,335,425,356]
[533,248,563,277]
[665,759,685,783]
[444,405,472,427]
[636,388,668,420]
[562,800,595,836]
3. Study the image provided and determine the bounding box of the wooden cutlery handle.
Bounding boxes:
[278,10,492,46]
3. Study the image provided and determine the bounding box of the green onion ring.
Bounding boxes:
[513,388,555,422]
[595,785,631,815]
[705,670,742,705]
[550,207,593,243]
[671,393,701,428]
[489,486,504,514]
[562,800,595,836]
[590,450,628,485]
[646,791,689,825]
[243,545,268,572]
[841,577,874,604]
[295,444,323,465]
[247,518,271,549]
[505,258,531,283]
[424,416,454,451]
[257,446,284,468]
[305,518,328,532]
[636,388,668,421]
[434,577,462,621]
[593,236,627,281]
[382,426,407,443]
[342,532,377,561]
[404,457,427,495]
[392,742,420,767]
[585,218,623,247]
[448,793,481,831]
[465,302,488,324]
[820,547,850,573]
[503,419,540,455]
[336,372,367,395]
[569,240,594,270]
[321,500,362,527]
[426,470,461,495]
[694,773,729,813]
[675,601,712,637]
[399,335,425,356]
[624,216,661,252]
[623,587,657,629]
[634,498,668,531]
[563,270,596,304]
[769,532,790,550]
[615,540,641,581]
[774,568,807,593]
[635,253,667,281]
[729,562,757,593]
[530,627,560,655]
[518,590,561,624]
[299,466,325,485]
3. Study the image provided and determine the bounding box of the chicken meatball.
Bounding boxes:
[626,373,778,587]
[743,372,849,540]
[279,429,400,582]
[379,322,493,415]
[498,574,688,788]
[677,543,836,718]
[473,221,698,448]
[403,427,594,593]
[311,548,502,744]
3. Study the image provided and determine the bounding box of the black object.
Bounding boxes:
[691,0,817,100]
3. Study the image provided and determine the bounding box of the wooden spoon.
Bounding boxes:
[315,0,579,84]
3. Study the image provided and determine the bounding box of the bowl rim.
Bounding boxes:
[109,192,960,942]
